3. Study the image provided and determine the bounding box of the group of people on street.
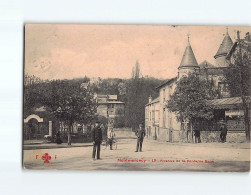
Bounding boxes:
[91,121,146,160]
[55,119,228,162]
[56,119,227,161]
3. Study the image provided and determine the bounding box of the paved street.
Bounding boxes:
[23,130,250,172]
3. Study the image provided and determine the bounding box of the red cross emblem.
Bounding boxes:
[42,153,51,163]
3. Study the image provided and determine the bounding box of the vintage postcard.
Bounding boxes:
[23,24,251,171]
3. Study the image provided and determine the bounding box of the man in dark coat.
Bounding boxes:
[194,130,201,143]
[220,121,228,143]
[135,124,145,152]
[92,121,103,160]
[55,131,63,144]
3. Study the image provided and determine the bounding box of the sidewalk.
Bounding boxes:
[23,142,93,150]
[144,138,251,149]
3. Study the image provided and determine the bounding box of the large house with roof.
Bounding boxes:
[95,94,125,125]
[145,29,251,143]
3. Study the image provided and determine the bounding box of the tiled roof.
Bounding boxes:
[207,96,251,109]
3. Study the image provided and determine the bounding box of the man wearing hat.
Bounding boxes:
[92,121,103,160]
[135,123,146,152]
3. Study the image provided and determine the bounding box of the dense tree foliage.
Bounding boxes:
[124,77,161,129]
[89,76,162,128]
[167,73,217,135]
[24,76,96,145]
[225,51,251,97]
[225,45,251,141]
[24,74,163,130]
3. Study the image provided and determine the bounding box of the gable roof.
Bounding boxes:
[145,97,160,106]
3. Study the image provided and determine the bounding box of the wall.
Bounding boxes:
[158,127,168,142]
[97,104,108,117]
[145,99,160,139]
[215,55,227,67]
[178,67,196,78]
[158,81,181,142]
[200,131,246,143]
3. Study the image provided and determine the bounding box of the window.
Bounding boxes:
[218,82,230,98]
[152,110,155,123]
[168,86,172,99]
[163,108,166,127]
[77,126,83,133]
[156,111,159,123]
[163,88,166,102]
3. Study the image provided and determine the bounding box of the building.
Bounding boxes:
[155,77,179,142]
[95,94,125,125]
[145,96,160,140]
[145,29,251,143]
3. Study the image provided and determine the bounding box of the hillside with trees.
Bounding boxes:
[24,64,164,130]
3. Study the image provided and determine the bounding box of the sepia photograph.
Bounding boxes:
[23,24,251,172]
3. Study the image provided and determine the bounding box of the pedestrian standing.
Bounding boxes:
[220,120,228,143]
[92,121,103,160]
[55,131,63,144]
[194,130,201,143]
[135,124,145,152]
[107,124,115,150]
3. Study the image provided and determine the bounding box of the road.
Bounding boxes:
[23,130,250,172]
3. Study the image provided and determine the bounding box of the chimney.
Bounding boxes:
[148,96,152,103]
[245,32,250,41]
[237,30,240,41]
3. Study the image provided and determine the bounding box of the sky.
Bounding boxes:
[25,24,251,80]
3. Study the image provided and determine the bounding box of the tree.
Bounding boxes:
[124,76,162,129]
[131,61,141,79]
[114,108,125,128]
[225,39,251,141]
[88,75,163,129]
[46,80,97,145]
[167,73,216,142]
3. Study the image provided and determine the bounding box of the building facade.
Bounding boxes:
[145,96,160,140]
[95,94,125,125]
[145,29,251,143]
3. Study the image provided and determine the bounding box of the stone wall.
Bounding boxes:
[172,129,180,142]
[156,127,181,142]
[179,130,188,142]
[226,132,246,143]
[200,131,221,142]
[157,127,168,142]
[200,131,246,143]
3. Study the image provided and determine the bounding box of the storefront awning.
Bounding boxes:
[207,96,251,109]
